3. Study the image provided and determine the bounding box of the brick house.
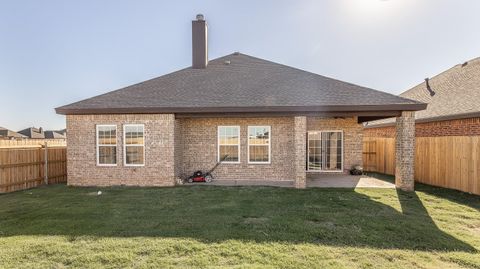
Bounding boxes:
[56,15,426,190]
[365,57,480,137]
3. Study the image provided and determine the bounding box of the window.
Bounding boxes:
[307,131,343,172]
[124,124,145,166]
[248,126,271,164]
[96,125,117,166]
[217,126,240,163]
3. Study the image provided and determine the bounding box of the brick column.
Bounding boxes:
[294,116,307,188]
[395,111,415,191]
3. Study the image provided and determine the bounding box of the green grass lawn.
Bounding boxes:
[0,178,479,269]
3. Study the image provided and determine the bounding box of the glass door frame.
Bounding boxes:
[306,130,344,172]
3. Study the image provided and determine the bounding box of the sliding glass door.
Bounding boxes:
[307,131,343,172]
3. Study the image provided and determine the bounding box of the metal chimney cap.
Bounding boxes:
[196,14,204,21]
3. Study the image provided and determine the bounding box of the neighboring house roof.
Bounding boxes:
[56,53,425,116]
[56,129,67,136]
[44,130,66,139]
[18,127,45,139]
[0,127,26,139]
[367,57,480,127]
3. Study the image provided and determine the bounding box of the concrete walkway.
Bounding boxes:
[189,179,294,187]
[186,174,395,189]
[307,174,395,189]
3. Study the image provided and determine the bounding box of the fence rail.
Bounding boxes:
[0,144,67,193]
[0,139,66,148]
[363,136,480,195]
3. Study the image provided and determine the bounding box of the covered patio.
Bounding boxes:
[293,111,418,191]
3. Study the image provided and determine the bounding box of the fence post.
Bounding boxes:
[383,138,387,173]
[44,142,48,185]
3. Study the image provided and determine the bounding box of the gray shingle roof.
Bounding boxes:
[0,127,26,139]
[368,57,480,127]
[18,127,45,139]
[44,131,66,139]
[56,53,425,115]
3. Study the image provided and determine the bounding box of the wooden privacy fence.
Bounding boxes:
[0,139,66,148]
[0,142,67,193]
[363,137,396,175]
[363,136,480,195]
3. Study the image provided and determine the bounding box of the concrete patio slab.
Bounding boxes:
[185,175,395,189]
[307,174,395,189]
[188,179,294,188]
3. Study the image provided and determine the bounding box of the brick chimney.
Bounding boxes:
[192,14,208,69]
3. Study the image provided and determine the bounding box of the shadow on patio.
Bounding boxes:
[0,184,476,252]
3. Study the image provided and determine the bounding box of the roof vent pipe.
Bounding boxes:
[425,78,436,97]
[192,14,208,69]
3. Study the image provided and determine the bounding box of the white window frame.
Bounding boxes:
[247,126,271,164]
[123,124,145,167]
[307,130,343,172]
[96,124,117,167]
[217,126,241,164]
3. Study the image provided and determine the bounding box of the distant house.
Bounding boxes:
[44,130,66,139]
[55,15,426,190]
[0,127,26,140]
[56,129,67,136]
[365,57,480,195]
[366,57,480,137]
[18,127,46,139]
[17,127,66,139]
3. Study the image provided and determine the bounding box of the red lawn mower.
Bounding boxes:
[186,155,229,183]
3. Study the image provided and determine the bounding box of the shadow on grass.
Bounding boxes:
[0,184,476,252]
[364,172,480,211]
[415,184,480,212]
[363,172,396,184]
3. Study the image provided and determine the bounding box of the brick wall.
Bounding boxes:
[307,117,363,172]
[66,114,176,187]
[177,117,296,181]
[364,126,396,138]
[365,117,480,138]
[67,115,364,186]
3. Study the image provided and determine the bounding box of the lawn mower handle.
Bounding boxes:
[207,155,229,174]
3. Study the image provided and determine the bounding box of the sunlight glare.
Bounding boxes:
[339,0,414,23]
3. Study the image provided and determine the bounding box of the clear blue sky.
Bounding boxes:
[1,0,479,131]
